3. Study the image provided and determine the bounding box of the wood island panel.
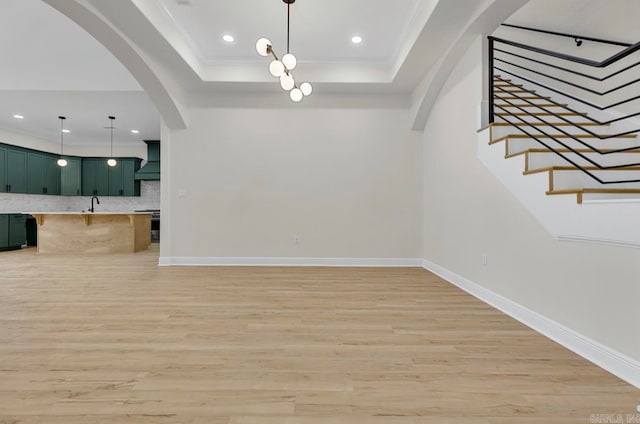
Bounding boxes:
[33,213,151,254]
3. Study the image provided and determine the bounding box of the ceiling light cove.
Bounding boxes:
[13,114,25,119]
[351,35,363,45]
[222,34,234,43]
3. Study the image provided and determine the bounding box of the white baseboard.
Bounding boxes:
[422,259,640,389]
[158,256,423,267]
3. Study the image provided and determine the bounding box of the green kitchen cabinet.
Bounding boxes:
[121,159,140,196]
[108,161,123,196]
[108,159,141,196]
[82,159,109,196]
[8,214,26,248]
[44,155,60,195]
[60,157,81,196]
[0,147,6,193]
[27,153,60,195]
[6,148,27,193]
[0,215,8,249]
[0,214,26,251]
[27,152,45,194]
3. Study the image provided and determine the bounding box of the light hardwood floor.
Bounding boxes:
[0,246,637,423]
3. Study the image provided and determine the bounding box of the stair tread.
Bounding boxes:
[524,165,640,175]
[493,122,609,127]
[548,188,640,194]
[494,96,552,100]
[496,112,587,116]
[495,133,638,139]
[495,103,569,107]
[515,148,640,155]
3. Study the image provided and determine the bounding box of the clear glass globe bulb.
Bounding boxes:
[269,60,285,77]
[300,82,313,96]
[280,73,295,91]
[107,158,117,167]
[57,158,68,167]
[290,88,303,102]
[255,38,271,56]
[282,53,297,70]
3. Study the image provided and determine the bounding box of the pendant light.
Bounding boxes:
[256,0,312,102]
[56,116,68,167]
[107,116,117,167]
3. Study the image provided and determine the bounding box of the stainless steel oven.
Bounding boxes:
[136,209,160,243]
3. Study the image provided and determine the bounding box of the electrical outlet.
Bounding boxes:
[481,253,488,266]
[293,235,301,245]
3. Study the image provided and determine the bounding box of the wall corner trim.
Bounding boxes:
[421,259,640,389]
[158,256,423,267]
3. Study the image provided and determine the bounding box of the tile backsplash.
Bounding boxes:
[0,181,160,213]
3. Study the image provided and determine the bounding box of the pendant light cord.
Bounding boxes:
[59,116,65,155]
[287,2,290,54]
[109,117,114,157]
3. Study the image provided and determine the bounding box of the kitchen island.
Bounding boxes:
[29,212,151,254]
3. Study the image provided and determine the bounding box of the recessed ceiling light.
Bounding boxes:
[13,114,24,119]
[62,129,70,133]
[131,129,139,134]
[223,34,234,43]
[351,35,363,44]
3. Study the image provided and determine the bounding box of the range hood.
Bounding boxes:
[134,140,160,180]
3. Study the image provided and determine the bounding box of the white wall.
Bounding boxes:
[422,36,640,362]
[161,107,422,261]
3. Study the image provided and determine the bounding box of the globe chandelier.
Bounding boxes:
[255,0,312,102]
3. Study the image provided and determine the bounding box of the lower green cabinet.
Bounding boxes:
[0,215,8,249]
[0,214,26,251]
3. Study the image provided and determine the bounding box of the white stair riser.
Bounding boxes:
[504,137,640,156]
[582,192,640,202]
[552,170,640,190]
[495,113,590,124]
[492,122,613,139]
[527,152,640,171]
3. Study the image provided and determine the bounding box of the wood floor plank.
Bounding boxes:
[0,246,637,423]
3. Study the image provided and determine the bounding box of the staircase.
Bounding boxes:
[489,76,640,204]
[477,25,640,247]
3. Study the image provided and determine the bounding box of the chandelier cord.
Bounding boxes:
[287,2,290,54]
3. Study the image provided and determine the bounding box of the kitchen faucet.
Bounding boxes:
[89,195,100,213]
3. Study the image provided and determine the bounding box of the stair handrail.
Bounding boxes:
[488,25,640,184]
[500,23,632,48]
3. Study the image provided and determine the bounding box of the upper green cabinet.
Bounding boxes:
[0,146,6,193]
[26,152,59,195]
[0,142,143,197]
[44,156,60,195]
[60,157,81,196]
[82,159,110,196]
[6,148,27,193]
[82,158,141,197]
